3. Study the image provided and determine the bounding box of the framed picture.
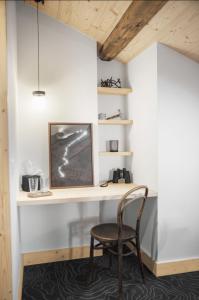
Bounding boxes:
[49,123,94,188]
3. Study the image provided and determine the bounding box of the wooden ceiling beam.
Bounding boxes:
[98,0,168,61]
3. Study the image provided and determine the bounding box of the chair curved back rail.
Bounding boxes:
[117,185,148,240]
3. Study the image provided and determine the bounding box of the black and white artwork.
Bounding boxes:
[49,123,93,188]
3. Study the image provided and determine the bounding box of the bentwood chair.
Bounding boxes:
[90,185,148,299]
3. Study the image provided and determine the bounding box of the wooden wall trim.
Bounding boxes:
[155,258,199,277]
[142,252,199,277]
[23,246,154,272]
[18,261,24,300]
[141,251,157,275]
[23,246,103,266]
[23,246,199,279]
[0,1,13,299]
[142,253,199,277]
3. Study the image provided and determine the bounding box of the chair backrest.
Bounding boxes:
[117,185,148,235]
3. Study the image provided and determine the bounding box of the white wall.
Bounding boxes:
[126,42,199,262]
[126,44,158,259]
[6,1,21,299]
[17,1,98,182]
[126,44,158,190]
[16,1,99,252]
[157,44,199,262]
[97,59,128,222]
[97,58,128,182]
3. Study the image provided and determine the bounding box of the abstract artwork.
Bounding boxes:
[49,123,93,188]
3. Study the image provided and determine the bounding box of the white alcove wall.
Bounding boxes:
[97,58,130,222]
[16,1,99,252]
[97,58,128,182]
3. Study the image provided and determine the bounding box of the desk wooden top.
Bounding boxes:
[17,183,157,206]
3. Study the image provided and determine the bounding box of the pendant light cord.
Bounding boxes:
[37,1,40,91]
[33,0,45,96]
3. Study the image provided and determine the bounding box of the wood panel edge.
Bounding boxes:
[98,120,133,125]
[18,259,24,300]
[0,1,13,299]
[99,151,133,156]
[23,246,103,266]
[141,251,157,276]
[97,87,132,95]
[23,246,199,278]
[155,258,199,277]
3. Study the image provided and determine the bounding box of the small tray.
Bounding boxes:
[28,191,53,198]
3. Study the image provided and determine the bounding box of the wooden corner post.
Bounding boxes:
[0,1,13,299]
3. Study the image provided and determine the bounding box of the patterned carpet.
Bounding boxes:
[23,255,199,300]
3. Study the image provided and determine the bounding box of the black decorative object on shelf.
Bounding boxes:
[101,77,121,88]
[113,168,131,184]
[22,175,41,192]
[109,140,119,152]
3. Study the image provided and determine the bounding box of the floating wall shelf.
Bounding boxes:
[99,151,133,157]
[98,120,133,125]
[97,87,132,96]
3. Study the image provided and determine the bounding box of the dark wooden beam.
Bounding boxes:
[98,0,167,61]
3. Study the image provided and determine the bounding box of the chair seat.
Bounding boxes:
[91,223,136,242]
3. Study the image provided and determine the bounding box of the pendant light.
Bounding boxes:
[33,0,45,97]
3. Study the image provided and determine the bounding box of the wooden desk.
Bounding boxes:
[17,183,157,206]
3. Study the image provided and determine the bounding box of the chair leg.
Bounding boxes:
[90,235,94,262]
[136,236,145,283]
[118,240,123,300]
[89,235,95,282]
[108,252,112,269]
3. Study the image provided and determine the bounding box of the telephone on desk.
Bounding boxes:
[100,168,132,187]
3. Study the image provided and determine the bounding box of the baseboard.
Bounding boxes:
[141,251,157,275]
[18,260,24,300]
[23,246,199,278]
[142,253,199,277]
[155,258,199,276]
[23,246,155,273]
[23,245,102,266]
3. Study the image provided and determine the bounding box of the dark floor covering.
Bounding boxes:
[23,255,199,300]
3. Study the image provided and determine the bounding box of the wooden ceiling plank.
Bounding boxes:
[24,0,199,64]
[118,1,188,62]
[57,1,131,44]
[25,0,60,19]
[89,2,119,43]
[117,0,199,64]
[98,0,168,61]
[96,1,132,44]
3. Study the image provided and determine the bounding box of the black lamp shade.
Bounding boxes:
[33,90,45,96]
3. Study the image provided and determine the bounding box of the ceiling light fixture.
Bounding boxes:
[33,0,45,97]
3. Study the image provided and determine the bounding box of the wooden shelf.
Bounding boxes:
[99,151,133,157]
[98,119,133,125]
[97,87,132,96]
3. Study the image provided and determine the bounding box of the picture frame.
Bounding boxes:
[49,123,94,188]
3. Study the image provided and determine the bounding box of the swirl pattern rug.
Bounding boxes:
[23,255,199,300]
